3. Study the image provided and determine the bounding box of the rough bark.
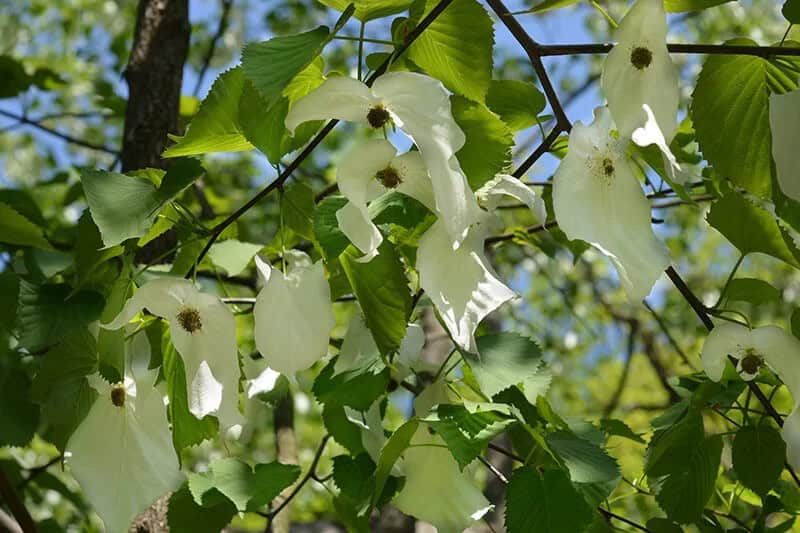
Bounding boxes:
[123,1,190,530]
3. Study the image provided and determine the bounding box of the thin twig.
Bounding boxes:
[193,0,234,97]
[0,108,118,155]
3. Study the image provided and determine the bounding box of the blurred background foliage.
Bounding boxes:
[0,0,798,531]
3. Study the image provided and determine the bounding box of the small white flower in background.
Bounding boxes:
[602,0,679,141]
[67,332,183,533]
[701,323,800,470]
[335,139,436,262]
[553,106,670,302]
[285,71,482,248]
[769,89,800,202]
[417,174,546,353]
[253,251,334,375]
[105,277,242,430]
[392,427,492,533]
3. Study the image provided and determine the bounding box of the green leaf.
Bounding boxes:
[0,56,32,98]
[29,329,98,449]
[164,68,253,157]
[333,453,375,503]
[369,191,431,229]
[409,0,494,102]
[208,239,263,277]
[81,159,204,246]
[313,358,390,411]
[646,518,684,533]
[784,0,800,23]
[320,0,412,21]
[242,16,344,110]
[0,369,40,447]
[372,418,419,507]
[168,485,236,533]
[732,425,786,495]
[706,191,800,269]
[469,333,551,403]
[598,418,646,444]
[725,278,782,306]
[282,182,316,240]
[17,281,105,352]
[451,95,513,190]
[664,0,733,12]
[518,0,580,14]
[0,202,52,250]
[340,241,411,355]
[162,341,218,454]
[323,404,367,454]
[424,404,515,469]
[654,435,722,524]
[189,458,301,512]
[691,39,799,197]
[792,307,800,339]
[646,411,704,478]
[505,467,594,533]
[486,80,546,131]
[315,196,351,259]
[546,430,620,484]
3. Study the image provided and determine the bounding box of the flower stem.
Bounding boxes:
[713,253,744,309]
[588,0,617,29]
[335,34,395,46]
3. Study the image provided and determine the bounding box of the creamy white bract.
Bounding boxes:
[67,332,183,533]
[105,277,242,429]
[285,71,482,248]
[552,106,670,302]
[253,251,334,375]
[701,323,800,470]
[769,89,800,202]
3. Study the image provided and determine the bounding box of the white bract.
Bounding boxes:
[769,89,800,202]
[392,428,492,533]
[67,333,183,533]
[417,174,546,353]
[602,0,679,141]
[285,71,482,247]
[553,106,670,302]
[335,139,436,262]
[253,251,334,375]
[336,313,425,379]
[105,278,242,429]
[701,323,800,470]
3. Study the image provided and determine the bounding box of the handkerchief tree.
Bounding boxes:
[2,0,800,532]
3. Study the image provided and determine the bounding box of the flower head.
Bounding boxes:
[553,106,670,301]
[701,323,800,470]
[104,278,242,429]
[67,332,183,533]
[335,139,436,262]
[285,72,482,248]
[601,0,679,141]
[770,89,800,202]
[253,251,335,375]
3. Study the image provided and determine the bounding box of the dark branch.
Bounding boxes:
[193,0,234,97]
[0,466,36,533]
[0,108,118,155]
[536,42,800,57]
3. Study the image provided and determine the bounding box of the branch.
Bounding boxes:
[0,108,118,155]
[193,0,234,97]
[190,0,455,273]
[0,466,36,533]
[603,320,639,417]
[536,42,800,57]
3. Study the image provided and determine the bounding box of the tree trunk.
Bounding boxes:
[123,1,189,530]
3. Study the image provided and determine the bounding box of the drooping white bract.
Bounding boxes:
[602,0,679,142]
[253,251,334,375]
[417,215,516,353]
[67,332,183,533]
[477,173,546,224]
[553,106,670,302]
[701,323,800,470]
[105,277,242,429]
[770,89,800,202]
[631,104,688,185]
[335,139,436,262]
[285,72,482,247]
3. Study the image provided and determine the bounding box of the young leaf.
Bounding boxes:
[546,430,621,484]
[339,241,411,355]
[208,240,263,277]
[732,425,786,496]
[724,278,782,306]
[707,191,800,269]
[469,333,551,403]
[664,0,733,12]
[408,0,494,102]
[372,418,419,507]
[320,0,413,22]
[486,79,546,131]
[452,95,513,190]
[505,467,594,533]
[691,39,799,197]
